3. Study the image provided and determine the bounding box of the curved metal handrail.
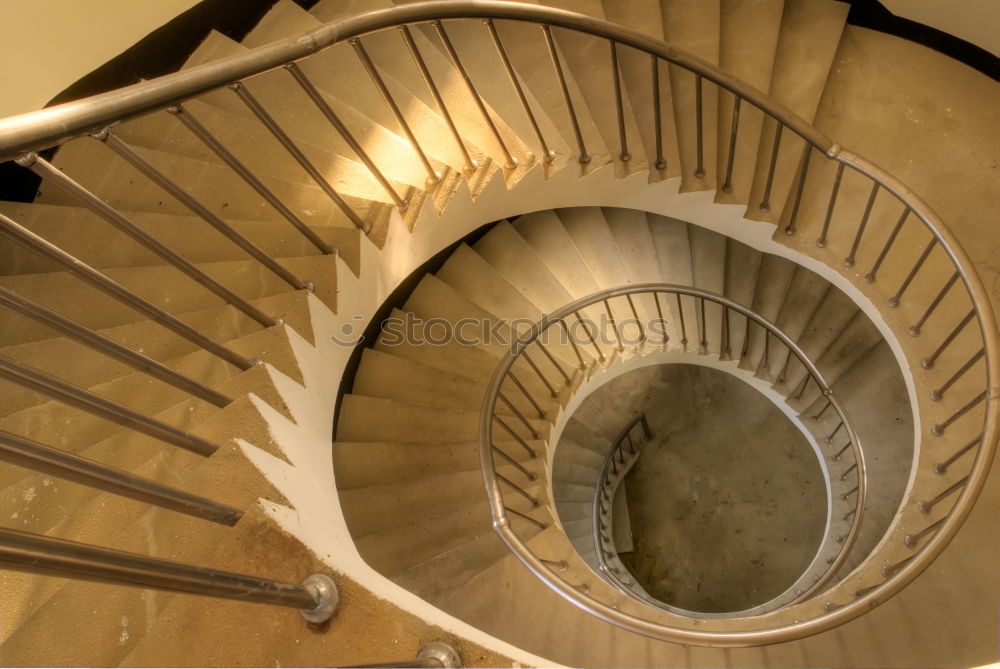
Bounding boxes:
[480,285,867,642]
[0,1,832,159]
[0,0,993,646]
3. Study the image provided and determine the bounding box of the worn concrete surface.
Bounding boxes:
[591,364,827,613]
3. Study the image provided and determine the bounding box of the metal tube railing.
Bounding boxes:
[0,430,241,525]
[0,212,256,371]
[18,152,280,328]
[0,355,220,457]
[0,526,338,622]
[481,284,872,644]
[0,286,232,408]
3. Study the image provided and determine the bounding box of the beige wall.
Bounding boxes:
[0,0,199,118]
[881,0,998,56]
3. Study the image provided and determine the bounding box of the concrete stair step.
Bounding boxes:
[0,377,292,650]
[722,238,763,358]
[247,0,471,174]
[0,501,299,665]
[541,0,649,178]
[174,31,430,195]
[740,253,797,372]
[661,0,721,190]
[600,0,682,181]
[372,307,504,384]
[336,395,548,444]
[333,439,540,491]
[400,274,566,403]
[745,0,850,223]
[41,137,389,229]
[312,0,536,179]
[775,286,859,394]
[713,0,785,205]
[394,525,523,602]
[0,253,335,350]
[338,464,542,538]
[0,290,312,416]
[0,201,352,277]
[647,213,699,345]
[687,224,728,353]
[553,479,595,504]
[357,499,493,575]
[391,8,574,173]
[756,264,832,381]
[512,209,601,298]
[552,461,601,488]
[554,437,605,471]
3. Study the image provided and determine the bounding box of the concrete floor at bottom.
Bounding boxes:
[592,364,827,613]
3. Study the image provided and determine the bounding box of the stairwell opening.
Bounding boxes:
[555,363,827,614]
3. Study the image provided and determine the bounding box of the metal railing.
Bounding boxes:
[480,285,867,636]
[0,0,993,644]
[592,413,654,600]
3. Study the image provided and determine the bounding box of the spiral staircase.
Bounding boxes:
[0,0,997,666]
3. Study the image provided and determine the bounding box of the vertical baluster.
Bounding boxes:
[491,445,537,481]
[559,320,587,369]
[532,339,571,385]
[603,299,625,351]
[675,293,688,348]
[398,25,477,173]
[651,55,666,170]
[931,390,987,435]
[229,82,370,233]
[285,62,409,209]
[784,145,812,236]
[542,25,590,163]
[698,297,708,352]
[652,292,667,345]
[610,40,630,161]
[573,311,605,362]
[97,129,313,292]
[17,153,280,328]
[812,399,833,422]
[0,211,256,371]
[865,207,910,283]
[167,104,336,254]
[495,473,540,507]
[909,272,959,336]
[721,307,731,359]
[350,37,442,184]
[721,96,741,193]
[694,75,705,178]
[432,20,517,170]
[844,182,880,267]
[497,392,540,439]
[816,163,845,247]
[625,294,645,343]
[918,476,969,514]
[903,518,945,547]
[506,372,546,420]
[922,309,975,369]
[889,238,937,307]
[493,416,538,458]
[520,351,557,398]
[826,420,845,444]
[935,434,982,474]
[483,19,553,163]
[759,122,782,211]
